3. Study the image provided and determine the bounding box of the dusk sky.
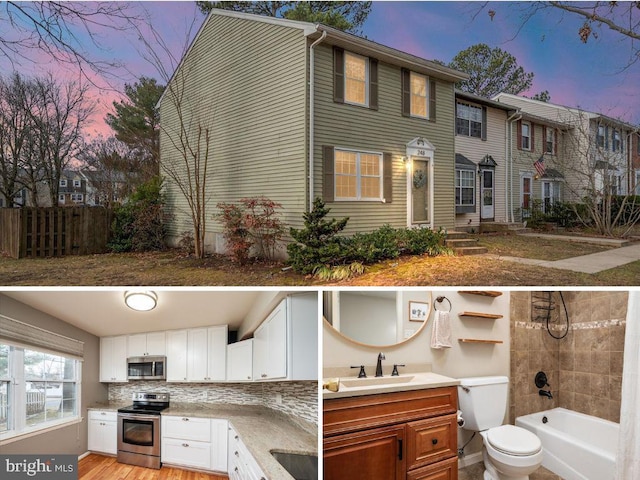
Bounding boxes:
[3,1,638,139]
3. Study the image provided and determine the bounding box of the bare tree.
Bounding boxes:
[0,2,143,85]
[135,18,214,258]
[555,111,640,237]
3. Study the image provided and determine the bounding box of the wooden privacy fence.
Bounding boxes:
[0,207,113,258]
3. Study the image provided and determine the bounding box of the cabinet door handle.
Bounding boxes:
[182,418,189,421]
[235,451,239,457]
[432,438,438,445]
[182,443,189,447]
[261,374,267,378]
[398,439,403,460]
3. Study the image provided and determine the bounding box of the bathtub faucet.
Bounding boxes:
[539,389,553,399]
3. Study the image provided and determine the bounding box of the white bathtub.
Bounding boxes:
[516,408,618,480]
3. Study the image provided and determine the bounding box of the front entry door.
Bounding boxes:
[480,169,494,220]
[411,159,429,224]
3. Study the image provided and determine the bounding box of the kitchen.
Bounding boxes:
[0,289,318,479]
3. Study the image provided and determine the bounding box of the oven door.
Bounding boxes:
[117,413,160,456]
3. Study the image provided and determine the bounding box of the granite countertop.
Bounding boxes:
[87,401,127,412]
[86,401,317,480]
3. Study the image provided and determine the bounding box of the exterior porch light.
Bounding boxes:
[124,290,158,311]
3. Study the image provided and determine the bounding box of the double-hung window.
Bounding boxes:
[597,125,606,148]
[545,128,556,154]
[73,179,81,188]
[59,179,67,188]
[344,52,368,107]
[0,342,81,441]
[335,149,382,201]
[456,102,482,138]
[410,72,428,118]
[612,129,622,152]
[455,169,476,212]
[521,122,531,150]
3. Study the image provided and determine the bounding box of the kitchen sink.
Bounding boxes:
[341,375,415,388]
[271,451,318,480]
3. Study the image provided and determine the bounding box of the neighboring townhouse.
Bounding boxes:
[493,93,636,220]
[158,9,468,253]
[81,169,128,207]
[632,132,640,194]
[57,170,86,206]
[453,90,518,230]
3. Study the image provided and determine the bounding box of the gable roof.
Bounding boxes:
[455,90,517,112]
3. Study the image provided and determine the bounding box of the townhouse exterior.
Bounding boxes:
[494,93,638,221]
[158,9,468,252]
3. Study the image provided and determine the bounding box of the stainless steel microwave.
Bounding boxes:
[127,356,166,380]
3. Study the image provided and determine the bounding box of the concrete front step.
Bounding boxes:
[445,231,487,256]
[446,239,479,248]
[479,222,527,234]
[454,246,489,256]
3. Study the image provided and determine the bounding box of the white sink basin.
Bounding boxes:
[341,375,415,388]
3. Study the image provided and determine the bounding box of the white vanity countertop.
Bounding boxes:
[323,371,460,399]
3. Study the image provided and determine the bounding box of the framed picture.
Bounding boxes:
[409,301,429,322]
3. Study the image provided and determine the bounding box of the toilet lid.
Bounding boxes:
[487,425,542,456]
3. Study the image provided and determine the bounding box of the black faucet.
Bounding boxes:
[375,352,386,377]
[539,389,553,399]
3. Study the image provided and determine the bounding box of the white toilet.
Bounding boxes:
[457,376,543,480]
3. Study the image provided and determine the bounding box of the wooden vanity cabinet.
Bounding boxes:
[324,387,458,480]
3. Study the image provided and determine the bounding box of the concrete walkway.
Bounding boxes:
[489,242,640,274]
[517,232,630,247]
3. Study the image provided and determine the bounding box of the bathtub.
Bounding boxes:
[516,408,618,480]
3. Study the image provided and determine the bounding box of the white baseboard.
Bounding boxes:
[78,451,91,460]
[458,451,483,469]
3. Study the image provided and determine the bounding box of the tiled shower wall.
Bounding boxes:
[510,291,627,424]
[109,380,318,427]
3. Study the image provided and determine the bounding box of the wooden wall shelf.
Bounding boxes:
[458,339,503,344]
[459,312,503,319]
[458,290,503,298]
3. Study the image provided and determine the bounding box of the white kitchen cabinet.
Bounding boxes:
[87,410,117,454]
[226,339,253,381]
[228,424,266,480]
[127,331,166,357]
[252,293,317,381]
[166,330,188,382]
[188,326,227,382]
[162,416,228,473]
[99,335,128,382]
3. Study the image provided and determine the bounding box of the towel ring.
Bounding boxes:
[434,296,451,312]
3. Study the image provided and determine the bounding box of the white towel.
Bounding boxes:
[431,310,452,349]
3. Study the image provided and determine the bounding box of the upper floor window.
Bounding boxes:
[456,102,482,138]
[410,72,428,118]
[334,149,382,201]
[59,179,67,187]
[545,128,556,154]
[521,122,531,150]
[333,48,378,110]
[612,129,622,152]
[73,179,81,188]
[597,125,606,148]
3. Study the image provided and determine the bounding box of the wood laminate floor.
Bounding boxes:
[78,454,228,480]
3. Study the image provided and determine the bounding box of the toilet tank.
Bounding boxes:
[457,376,509,431]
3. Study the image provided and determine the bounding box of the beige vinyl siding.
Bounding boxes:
[312,43,456,233]
[160,15,308,247]
[455,105,508,228]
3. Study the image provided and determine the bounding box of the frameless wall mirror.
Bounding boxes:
[323,290,432,347]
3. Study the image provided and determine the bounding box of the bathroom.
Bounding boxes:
[322,289,637,480]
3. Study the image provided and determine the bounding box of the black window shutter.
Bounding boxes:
[517,120,522,150]
[401,68,410,117]
[605,126,609,150]
[369,58,379,111]
[531,123,535,152]
[323,146,335,202]
[542,125,547,152]
[429,78,436,122]
[333,47,344,104]
[481,106,487,141]
[383,152,392,203]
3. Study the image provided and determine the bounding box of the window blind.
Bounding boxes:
[0,314,84,359]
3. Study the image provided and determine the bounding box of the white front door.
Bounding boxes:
[480,169,494,220]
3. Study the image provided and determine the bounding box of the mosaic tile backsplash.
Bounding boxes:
[109,380,318,426]
[510,291,627,424]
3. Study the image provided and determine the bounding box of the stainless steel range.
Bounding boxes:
[117,392,169,469]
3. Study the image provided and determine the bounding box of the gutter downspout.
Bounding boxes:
[308,29,327,212]
[506,111,522,223]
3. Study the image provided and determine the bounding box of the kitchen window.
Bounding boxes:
[521,122,531,150]
[456,102,483,138]
[0,342,81,441]
[334,149,382,201]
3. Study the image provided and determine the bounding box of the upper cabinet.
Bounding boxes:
[227,339,253,382]
[128,331,166,357]
[166,330,189,382]
[188,326,227,382]
[253,293,317,381]
[100,335,128,382]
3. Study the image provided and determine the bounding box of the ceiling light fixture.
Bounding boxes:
[124,291,158,311]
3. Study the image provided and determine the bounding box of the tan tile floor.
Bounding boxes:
[458,462,562,480]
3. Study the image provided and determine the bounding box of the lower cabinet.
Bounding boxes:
[87,410,117,455]
[228,425,266,480]
[323,387,459,480]
[161,416,228,473]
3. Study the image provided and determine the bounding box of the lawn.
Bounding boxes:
[0,235,637,286]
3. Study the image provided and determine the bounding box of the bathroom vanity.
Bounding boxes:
[324,384,459,480]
